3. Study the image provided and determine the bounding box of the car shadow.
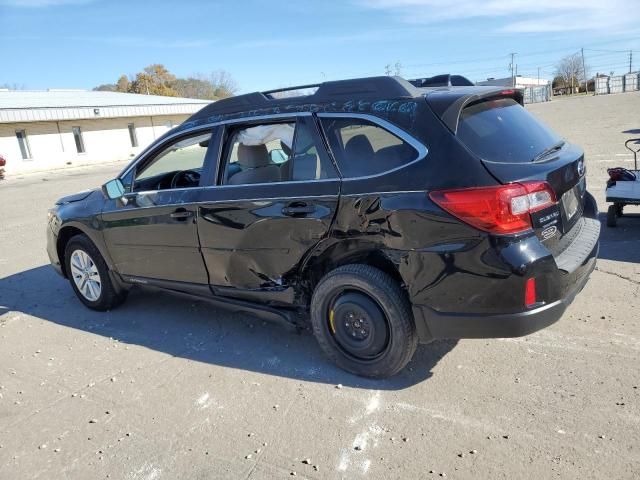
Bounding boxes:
[597,212,640,264]
[0,265,457,390]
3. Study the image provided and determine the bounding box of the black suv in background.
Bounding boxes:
[47,76,599,378]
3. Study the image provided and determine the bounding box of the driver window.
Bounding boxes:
[133,132,211,191]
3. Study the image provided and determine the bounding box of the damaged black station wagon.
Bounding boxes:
[47,76,600,378]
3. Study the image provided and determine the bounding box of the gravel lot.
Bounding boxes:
[1,93,639,479]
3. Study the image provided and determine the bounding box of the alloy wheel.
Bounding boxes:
[70,249,102,302]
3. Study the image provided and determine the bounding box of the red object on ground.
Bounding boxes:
[0,155,6,167]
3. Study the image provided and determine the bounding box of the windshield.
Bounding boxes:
[457,98,562,164]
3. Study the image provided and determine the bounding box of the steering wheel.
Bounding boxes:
[170,170,201,189]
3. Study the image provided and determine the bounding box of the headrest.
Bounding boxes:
[345,134,374,159]
[237,144,270,168]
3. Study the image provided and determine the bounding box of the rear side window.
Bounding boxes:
[320,118,419,178]
[222,118,337,185]
[457,98,562,164]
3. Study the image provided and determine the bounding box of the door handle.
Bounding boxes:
[282,204,316,216]
[170,209,193,219]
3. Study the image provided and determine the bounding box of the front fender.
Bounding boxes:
[50,190,114,274]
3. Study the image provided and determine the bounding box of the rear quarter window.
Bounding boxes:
[457,98,561,164]
[320,117,419,178]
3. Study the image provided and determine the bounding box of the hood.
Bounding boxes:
[54,189,97,205]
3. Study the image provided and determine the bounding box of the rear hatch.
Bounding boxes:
[456,97,589,258]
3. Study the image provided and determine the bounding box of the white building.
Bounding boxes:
[0,90,211,174]
[476,76,550,88]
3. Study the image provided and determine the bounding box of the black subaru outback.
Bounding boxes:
[47,76,600,378]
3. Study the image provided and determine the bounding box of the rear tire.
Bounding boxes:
[606,205,617,227]
[64,234,127,311]
[310,264,417,378]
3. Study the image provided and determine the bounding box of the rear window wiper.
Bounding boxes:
[532,141,565,163]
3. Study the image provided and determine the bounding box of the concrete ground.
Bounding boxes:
[1,93,639,480]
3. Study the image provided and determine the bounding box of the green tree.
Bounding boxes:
[129,64,178,96]
[173,76,217,99]
[93,65,238,99]
[116,75,130,93]
[93,83,117,92]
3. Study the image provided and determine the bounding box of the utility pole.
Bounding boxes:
[581,48,588,95]
[630,50,633,73]
[509,53,516,87]
[537,67,540,85]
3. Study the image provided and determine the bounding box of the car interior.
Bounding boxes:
[131,133,211,192]
[323,120,418,177]
[223,121,329,185]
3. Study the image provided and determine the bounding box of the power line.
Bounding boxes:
[339,37,640,83]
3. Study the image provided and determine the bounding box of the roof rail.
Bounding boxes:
[409,74,474,88]
[262,83,321,98]
[187,76,421,121]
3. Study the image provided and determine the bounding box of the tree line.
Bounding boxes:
[93,64,238,100]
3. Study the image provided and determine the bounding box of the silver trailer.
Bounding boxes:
[609,75,625,94]
[624,73,638,92]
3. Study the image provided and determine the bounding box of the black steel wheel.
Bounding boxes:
[311,264,417,378]
[329,291,390,360]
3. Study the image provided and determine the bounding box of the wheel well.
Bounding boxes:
[56,226,85,277]
[303,246,406,296]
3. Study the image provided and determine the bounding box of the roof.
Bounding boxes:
[187,76,421,122]
[176,76,521,136]
[0,90,211,124]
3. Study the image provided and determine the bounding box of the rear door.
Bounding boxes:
[197,114,340,299]
[456,97,587,242]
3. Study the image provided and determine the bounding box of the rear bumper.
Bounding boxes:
[412,239,597,341]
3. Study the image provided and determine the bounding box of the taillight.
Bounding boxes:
[429,181,557,235]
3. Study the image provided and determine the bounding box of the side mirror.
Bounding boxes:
[102,178,125,200]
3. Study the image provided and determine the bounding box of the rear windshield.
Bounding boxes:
[457,98,561,164]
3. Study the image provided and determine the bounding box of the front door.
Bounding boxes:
[197,115,341,300]
[101,129,215,284]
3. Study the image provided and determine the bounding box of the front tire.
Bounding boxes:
[64,234,127,311]
[310,264,417,378]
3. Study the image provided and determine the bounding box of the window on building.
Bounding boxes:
[72,126,85,154]
[319,117,419,178]
[128,123,138,147]
[15,130,32,160]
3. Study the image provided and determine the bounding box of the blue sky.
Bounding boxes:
[1,0,639,93]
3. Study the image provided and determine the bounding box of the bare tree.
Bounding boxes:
[209,70,238,98]
[0,83,26,90]
[555,54,587,94]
